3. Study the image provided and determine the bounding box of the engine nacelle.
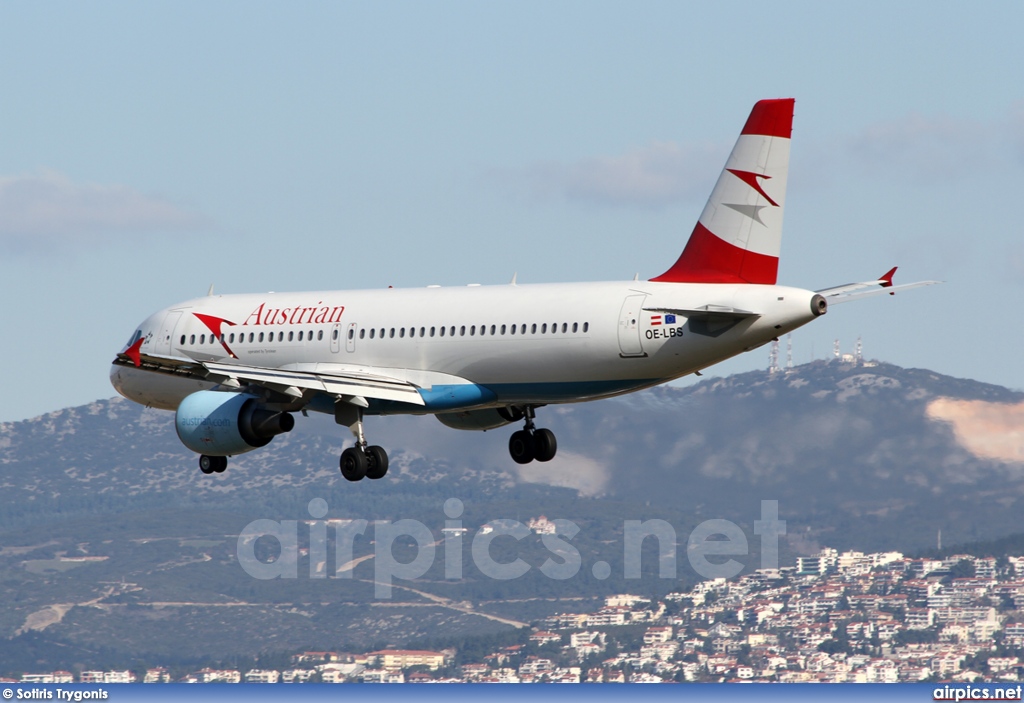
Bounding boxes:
[175,391,294,456]
[436,407,520,431]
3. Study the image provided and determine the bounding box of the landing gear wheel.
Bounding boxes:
[365,445,389,479]
[340,447,368,481]
[199,455,227,474]
[509,430,536,465]
[533,428,557,462]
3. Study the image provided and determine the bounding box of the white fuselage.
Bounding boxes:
[111,280,822,416]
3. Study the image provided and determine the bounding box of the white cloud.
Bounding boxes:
[496,107,1024,210]
[0,170,205,253]
[494,141,726,208]
[515,450,609,497]
[841,113,997,181]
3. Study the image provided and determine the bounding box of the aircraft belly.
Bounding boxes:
[109,365,214,411]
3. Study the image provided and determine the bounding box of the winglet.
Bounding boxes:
[879,267,897,288]
[124,337,144,368]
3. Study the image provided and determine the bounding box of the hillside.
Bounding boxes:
[1,358,1023,667]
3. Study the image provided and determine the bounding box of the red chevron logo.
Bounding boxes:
[727,169,779,207]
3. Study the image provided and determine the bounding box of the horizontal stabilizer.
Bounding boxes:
[817,267,942,304]
[644,305,760,320]
[820,280,942,305]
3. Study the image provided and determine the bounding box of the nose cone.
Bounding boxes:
[109,363,134,402]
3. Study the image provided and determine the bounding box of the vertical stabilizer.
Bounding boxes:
[651,98,794,284]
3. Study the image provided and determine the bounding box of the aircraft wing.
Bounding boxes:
[112,351,425,405]
[816,266,942,305]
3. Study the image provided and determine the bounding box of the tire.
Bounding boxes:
[199,455,216,474]
[213,456,228,473]
[340,447,368,481]
[509,430,536,465]
[533,428,557,462]
[365,445,389,479]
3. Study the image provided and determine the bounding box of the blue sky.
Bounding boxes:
[1,1,1022,422]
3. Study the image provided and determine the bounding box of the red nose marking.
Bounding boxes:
[125,337,144,367]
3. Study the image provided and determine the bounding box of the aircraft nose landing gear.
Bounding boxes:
[507,407,557,464]
[199,455,227,474]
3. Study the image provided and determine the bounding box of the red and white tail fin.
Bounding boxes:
[651,98,794,285]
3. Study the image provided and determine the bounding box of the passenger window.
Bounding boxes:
[317,330,323,341]
[279,332,284,342]
[450,326,456,336]
[189,334,195,344]
[460,326,466,336]
[420,327,425,337]
[200,334,206,344]
[249,333,254,343]
[500,325,506,335]
[531,324,537,334]
[510,325,516,335]
[180,335,186,345]
[430,327,436,337]
[572,322,578,333]
[370,328,376,339]
[440,326,446,337]
[259,332,265,342]
[348,329,355,340]
[583,322,589,333]
[490,325,496,335]
[298,331,303,341]
[541,324,547,334]
[389,328,395,338]
[470,326,475,336]
[288,331,294,342]
[400,328,406,338]
[359,329,365,339]
[332,330,338,341]
[521,324,527,334]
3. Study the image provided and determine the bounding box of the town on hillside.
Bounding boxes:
[9,547,1024,684]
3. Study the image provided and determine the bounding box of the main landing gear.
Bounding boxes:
[335,400,389,482]
[340,444,389,482]
[508,407,557,465]
[199,455,227,474]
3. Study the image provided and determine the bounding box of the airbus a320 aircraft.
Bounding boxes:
[111,99,936,481]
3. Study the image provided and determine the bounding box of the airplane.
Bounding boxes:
[110,98,937,481]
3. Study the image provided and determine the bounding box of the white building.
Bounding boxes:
[244,669,280,683]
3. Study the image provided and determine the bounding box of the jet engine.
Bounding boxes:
[436,407,522,431]
[175,391,294,456]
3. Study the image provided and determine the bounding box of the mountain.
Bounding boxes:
[0,358,1022,668]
